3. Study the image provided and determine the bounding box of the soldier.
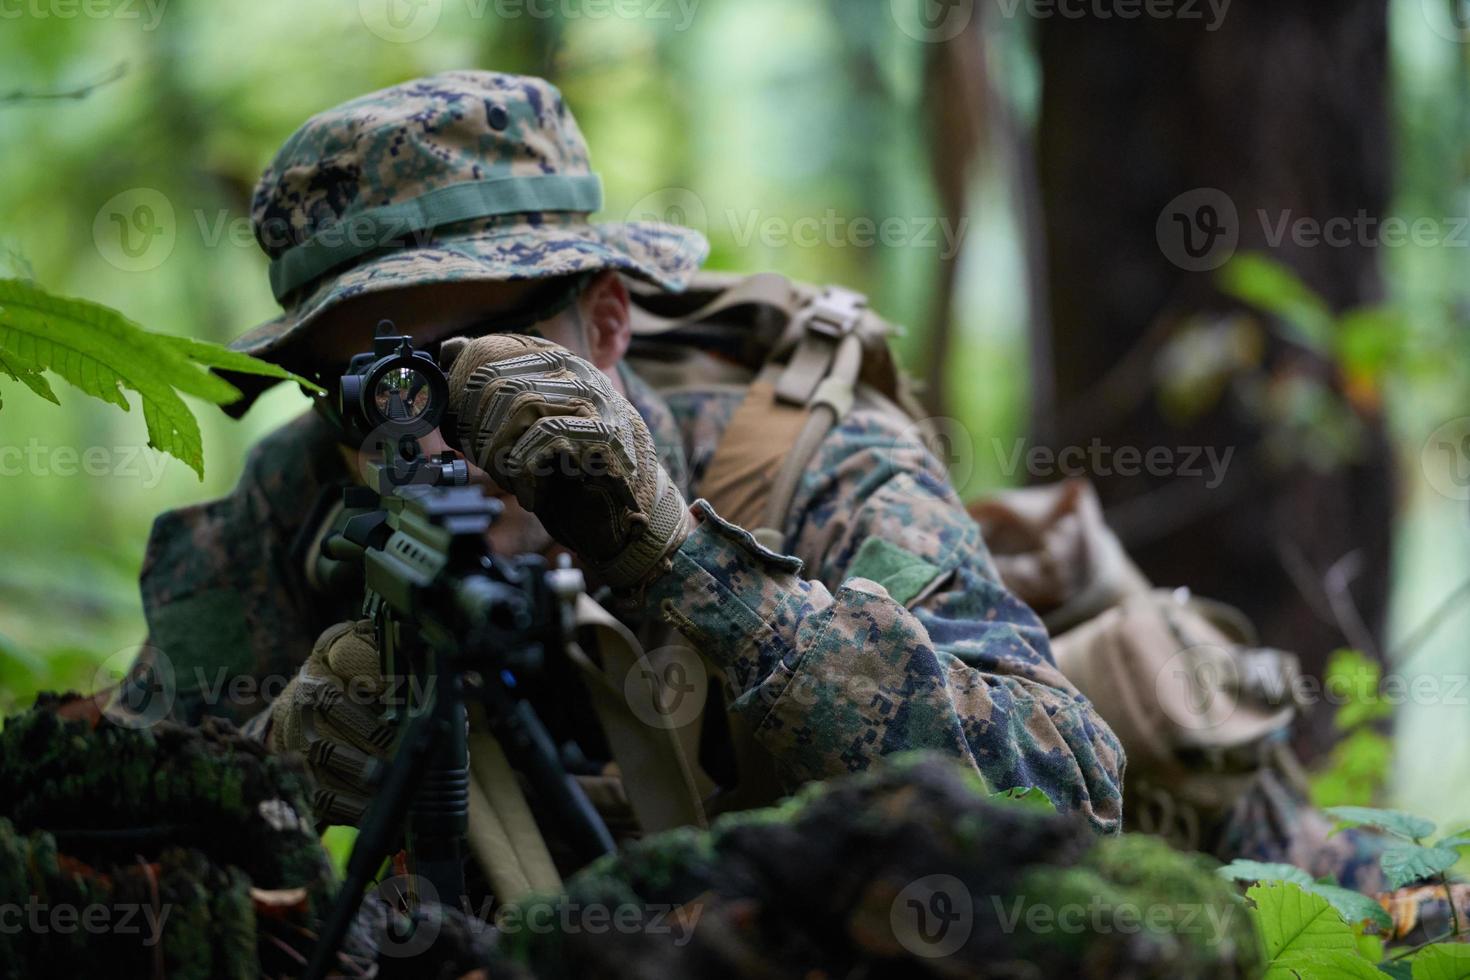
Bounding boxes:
[125,70,1122,862]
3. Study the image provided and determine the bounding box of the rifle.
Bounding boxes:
[303,320,614,980]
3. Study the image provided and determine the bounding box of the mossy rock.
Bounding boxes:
[0,696,336,979]
[505,753,1261,979]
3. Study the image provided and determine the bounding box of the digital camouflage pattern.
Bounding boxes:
[134,365,1125,835]
[650,389,1124,831]
[230,71,707,368]
[126,67,1378,905]
[131,362,1389,887]
[129,411,357,728]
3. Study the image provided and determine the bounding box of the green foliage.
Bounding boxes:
[1220,860,1391,931]
[1327,806,1439,842]
[1221,860,1314,887]
[319,825,357,881]
[988,786,1059,814]
[1381,843,1463,891]
[1324,806,1469,889]
[1310,650,1394,810]
[1214,254,1459,475]
[1304,882,1396,934]
[1218,254,1335,354]
[1327,650,1397,731]
[0,346,57,408]
[1413,944,1470,980]
[1218,253,1441,384]
[0,277,321,478]
[0,632,109,718]
[1246,880,1377,979]
[1240,877,1470,978]
[1313,730,1396,811]
[1228,803,1470,970]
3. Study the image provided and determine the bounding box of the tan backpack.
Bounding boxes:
[969,480,1309,847]
[624,270,932,548]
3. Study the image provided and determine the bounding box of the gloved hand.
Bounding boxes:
[445,334,691,593]
[268,619,394,826]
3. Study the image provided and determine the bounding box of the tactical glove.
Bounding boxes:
[268,620,394,826]
[445,334,691,593]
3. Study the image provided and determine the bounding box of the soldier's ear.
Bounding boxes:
[579,270,631,372]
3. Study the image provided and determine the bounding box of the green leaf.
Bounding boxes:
[320,825,357,881]
[0,277,320,478]
[1218,253,1334,353]
[1326,806,1438,842]
[1249,881,1358,966]
[1310,729,1393,809]
[1268,950,1388,979]
[1337,307,1409,380]
[1354,931,1383,964]
[0,346,58,408]
[0,243,35,281]
[148,332,324,394]
[1221,860,1314,887]
[1381,843,1460,889]
[1222,862,1392,930]
[1305,883,1393,931]
[987,786,1058,814]
[1413,943,1470,980]
[1323,649,1393,731]
[1435,834,1470,851]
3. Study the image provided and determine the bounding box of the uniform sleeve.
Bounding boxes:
[134,414,349,726]
[647,411,1125,834]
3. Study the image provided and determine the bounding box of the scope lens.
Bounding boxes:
[373,366,432,423]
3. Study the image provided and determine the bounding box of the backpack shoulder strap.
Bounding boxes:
[617,273,925,819]
[689,281,880,549]
[630,271,908,547]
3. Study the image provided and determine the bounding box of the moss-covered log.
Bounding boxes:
[501,754,1261,979]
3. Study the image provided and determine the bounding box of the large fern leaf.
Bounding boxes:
[0,346,58,409]
[0,277,320,478]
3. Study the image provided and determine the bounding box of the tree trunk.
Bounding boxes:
[1034,1,1395,757]
[921,17,986,418]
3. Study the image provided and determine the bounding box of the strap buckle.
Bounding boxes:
[801,286,866,339]
[776,287,868,406]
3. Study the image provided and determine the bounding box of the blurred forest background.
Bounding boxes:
[2,0,1469,828]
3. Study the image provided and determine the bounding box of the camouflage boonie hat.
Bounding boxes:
[229,70,707,365]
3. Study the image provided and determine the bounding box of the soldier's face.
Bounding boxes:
[304,278,578,361]
[322,273,633,560]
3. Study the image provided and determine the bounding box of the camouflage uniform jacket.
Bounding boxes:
[138,367,1126,834]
